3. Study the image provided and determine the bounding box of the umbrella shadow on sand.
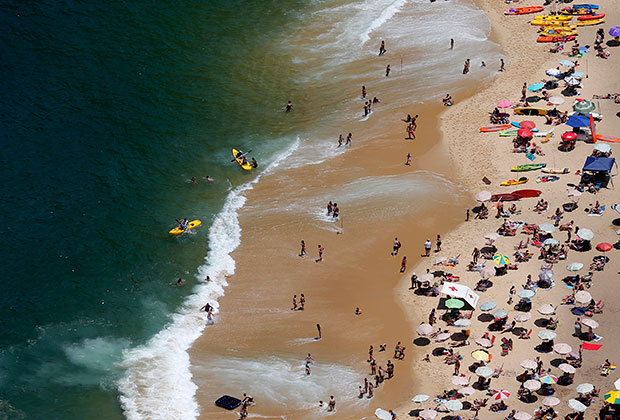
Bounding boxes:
[521,394,539,404]
[613,218,620,226]
[432,347,447,356]
[606,39,620,47]
[408,409,422,417]
[550,358,567,367]
[478,313,495,323]
[527,96,543,103]
[534,318,549,328]
[414,337,431,346]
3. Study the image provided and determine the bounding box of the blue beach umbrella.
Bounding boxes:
[609,27,620,38]
[528,83,545,92]
[480,301,497,311]
[566,114,590,128]
[518,289,536,299]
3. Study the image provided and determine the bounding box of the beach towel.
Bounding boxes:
[582,343,602,351]
[587,205,605,216]
[526,153,536,161]
[571,307,587,316]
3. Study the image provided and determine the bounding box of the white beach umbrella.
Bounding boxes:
[575,291,592,304]
[480,266,496,279]
[419,409,438,419]
[539,223,556,234]
[521,359,538,370]
[576,383,594,394]
[475,338,493,348]
[433,256,448,265]
[480,301,497,311]
[538,330,557,341]
[594,143,612,153]
[542,396,561,407]
[543,238,559,246]
[412,394,430,403]
[444,400,463,412]
[524,379,542,391]
[475,366,494,378]
[614,378,620,391]
[560,60,575,67]
[416,323,434,336]
[484,232,500,240]
[475,191,492,202]
[375,408,392,420]
[514,412,533,420]
[568,399,587,413]
[435,332,451,342]
[567,189,582,197]
[454,319,472,327]
[548,96,565,105]
[581,318,599,329]
[567,262,584,271]
[554,343,573,354]
[515,313,531,322]
[452,375,469,386]
[559,363,577,374]
[577,228,594,241]
[492,308,509,319]
[538,304,556,315]
[546,68,561,77]
[420,273,434,283]
[459,386,476,396]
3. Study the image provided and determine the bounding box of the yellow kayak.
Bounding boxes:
[169,220,202,235]
[500,177,528,186]
[532,15,572,21]
[576,18,604,26]
[531,19,573,26]
[232,148,252,171]
[539,29,578,36]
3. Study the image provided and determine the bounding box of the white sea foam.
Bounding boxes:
[117,139,300,420]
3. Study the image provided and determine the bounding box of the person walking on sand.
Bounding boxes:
[299,293,305,310]
[454,358,461,375]
[435,234,442,252]
[466,208,470,221]
[316,323,322,339]
[450,38,454,49]
[521,82,527,102]
[429,308,436,325]
[405,153,412,166]
[574,317,582,337]
[392,237,401,256]
[410,272,418,289]
[407,123,415,139]
[316,245,324,262]
[472,247,480,263]
[379,40,386,56]
[300,240,307,256]
[400,256,407,272]
[385,64,391,77]
[424,239,432,257]
[292,294,298,311]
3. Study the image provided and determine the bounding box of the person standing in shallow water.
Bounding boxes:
[285,100,293,112]
[379,40,386,56]
[385,64,391,77]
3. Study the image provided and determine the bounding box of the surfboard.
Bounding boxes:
[169,220,202,236]
[595,134,620,143]
[232,148,253,171]
[480,124,512,133]
[514,107,548,116]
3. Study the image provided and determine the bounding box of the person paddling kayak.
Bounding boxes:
[176,218,189,231]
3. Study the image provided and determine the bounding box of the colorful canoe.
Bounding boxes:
[169,220,202,236]
[511,163,547,172]
[480,124,512,133]
[505,6,544,15]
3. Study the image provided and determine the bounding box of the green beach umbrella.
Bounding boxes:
[604,390,620,404]
[493,254,510,265]
[446,298,465,309]
[573,100,595,114]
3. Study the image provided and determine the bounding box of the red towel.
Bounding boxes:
[581,343,602,351]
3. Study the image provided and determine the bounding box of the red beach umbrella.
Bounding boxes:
[520,121,536,130]
[596,242,612,252]
[518,128,533,138]
[562,132,577,140]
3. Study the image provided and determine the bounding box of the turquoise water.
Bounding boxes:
[0,1,305,418]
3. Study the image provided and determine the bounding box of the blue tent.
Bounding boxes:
[566,114,590,128]
[582,156,617,187]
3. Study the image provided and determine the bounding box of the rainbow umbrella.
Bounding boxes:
[493,254,510,265]
[604,390,620,404]
[539,374,559,384]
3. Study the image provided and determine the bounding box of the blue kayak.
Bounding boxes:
[574,4,599,9]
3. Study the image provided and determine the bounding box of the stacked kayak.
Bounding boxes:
[511,163,547,172]
[505,6,544,15]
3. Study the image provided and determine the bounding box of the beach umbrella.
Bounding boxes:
[609,27,620,37]
[518,128,533,138]
[594,143,612,153]
[616,205,620,215]
[521,359,538,370]
[475,190,492,202]
[444,400,463,412]
[567,189,581,197]
[575,291,592,304]
[459,386,476,396]
[480,266,496,279]
[416,323,434,336]
[480,301,497,311]
[567,262,584,271]
[543,238,559,246]
[375,408,392,420]
[573,100,595,114]
[554,343,572,355]
[514,412,532,420]
[538,304,555,315]
[475,366,494,378]
[492,308,509,319]
[520,121,536,130]
[576,383,594,394]
[420,273,434,283]
[577,228,594,241]
[565,76,581,86]
[605,390,620,404]
[452,375,469,386]
[454,319,471,327]
[497,100,513,108]
[524,379,542,391]
[566,114,590,128]
[435,332,451,342]
[549,96,565,105]
[471,349,490,361]
[546,68,561,77]
[538,330,557,341]
[543,396,561,407]
[528,83,545,92]
[568,399,587,412]
[419,409,438,419]
[412,394,430,403]
[562,132,578,140]
[596,242,613,252]
[539,270,554,282]
[615,379,620,390]
[581,318,598,329]
[493,254,510,266]
[484,232,500,240]
[446,298,465,309]
[539,374,559,384]
[560,363,577,374]
[515,312,531,322]
[518,289,536,299]
[475,338,493,348]
[539,223,556,234]
[492,390,511,400]
[560,60,575,67]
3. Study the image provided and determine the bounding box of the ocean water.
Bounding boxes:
[0,0,501,419]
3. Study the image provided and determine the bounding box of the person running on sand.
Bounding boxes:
[400,256,407,272]
[385,64,391,77]
[379,40,386,56]
[405,153,412,166]
[300,240,307,256]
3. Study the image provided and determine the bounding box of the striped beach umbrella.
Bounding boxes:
[492,390,511,400]
[539,374,559,384]
[493,254,510,265]
[604,390,620,404]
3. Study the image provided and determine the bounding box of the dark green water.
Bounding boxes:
[0,1,306,418]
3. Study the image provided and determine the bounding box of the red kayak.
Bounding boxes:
[505,6,544,15]
[537,35,577,43]
[577,13,605,20]
[491,193,521,202]
[512,189,542,198]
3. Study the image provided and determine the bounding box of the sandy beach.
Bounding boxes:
[188,0,620,419]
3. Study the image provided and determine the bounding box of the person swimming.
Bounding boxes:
[285,101,293,112]
[251,158,258,168]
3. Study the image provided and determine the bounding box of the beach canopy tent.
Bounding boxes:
[441,283,480,309]
[581,156,618,188]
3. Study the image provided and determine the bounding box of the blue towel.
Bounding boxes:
[526,153,536,161]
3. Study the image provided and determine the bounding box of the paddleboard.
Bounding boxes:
[232,148,253,171]
[512,189,542,198]
[169,220,202,235]
[514,107,548,116]
[480,124,512,133]
[542,167,569,174]
[595,134,620,143]
[501,177,528,186]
